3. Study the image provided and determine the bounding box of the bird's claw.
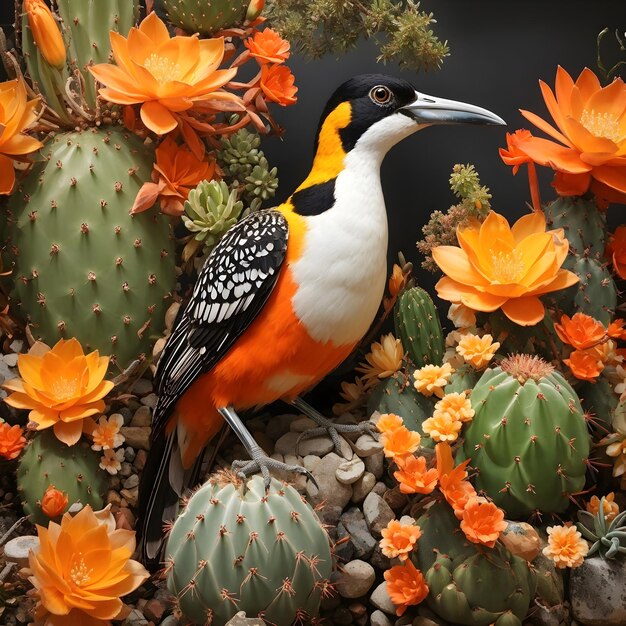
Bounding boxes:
[231,456,318,491]
[296,418,378,458]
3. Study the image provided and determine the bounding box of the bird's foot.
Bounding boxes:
[296,415,378,458]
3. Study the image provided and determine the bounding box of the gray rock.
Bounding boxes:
[130,406,152,427]
[9,339,23,353]
[124,447,136,462]
[364,451,384,479]
[340,508,377,559]
[252,431,274,455]
[298,435,335,457]
[336,457,365,485]
[303,455,321,473]
[3,353,18,367]
[335,523,355,562]
[369,543,392,571]
[123,474,139,489]
[336,560,375,598]
[570,557,626,625]
[289,416,317,432]
[225,611,265,626]
[119,462,132,478]
[370,582,396,615]
[524,601,570,626]
[123,609,149,626]
[412,618,440,626]
[371,610,393,626]
[266,414,297,441]
[306,452,353,524]
[354,433,383,457]
[363,492,395,535]
[120,426,150,450]
[140,393,158,408]
[274,431,300,455]
[372,481,388,497]
[352,472,376,503]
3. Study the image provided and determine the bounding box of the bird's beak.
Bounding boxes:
[400,90,506,126]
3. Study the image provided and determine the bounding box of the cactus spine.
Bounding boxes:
[166,473,333,626]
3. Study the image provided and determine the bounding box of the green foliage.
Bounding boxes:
[166,473,333,626]
[578,501,626,560]
[17,430,106,525]
[265,0,449,72]
[5,127,177,369]
[156,0,250,35]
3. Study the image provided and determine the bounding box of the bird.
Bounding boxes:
[138,73,505,564]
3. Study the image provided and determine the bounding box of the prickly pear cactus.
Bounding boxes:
[414,501,536,626]
[394,286,444,367]
[460,355,591,518]
[157,0,250,35]
[17,430,106,525]
[166,472,333,626]
[366,366,436,445]
[5,127,176,369]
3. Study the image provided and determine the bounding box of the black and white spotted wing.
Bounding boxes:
[151,210,289,437]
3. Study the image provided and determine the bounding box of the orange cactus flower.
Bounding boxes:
[432,211,578,326]
[586,492,619,522]
[357,333,404,385]
[376,413,404,435]
[260,64,298,106]
[606,226,626,280]
[456,333,500,369]
[499,129,542,211]
[543,524,589,569]
[40,485,68,518]
[245,28,290,65]
[381,426,421,458]
[388,264,406,299]
[380,520,422,561]
[91,414,125,451]
[436,442,477,518]
[394,454,438,495]
[434,392,475,424]
[384,559,429,616]
[460,496,507,548]
[515,66,626,206]
[24,0,66,68]
[554,313,606,350]
[608,318,626,341]
[89,12,237,135]
[0,78,43,195]
[130,137,215,216]
[29,505,149,625]
[0,421,26,460]
[421,411,463,443]
[2,338,114,446]
[564,349,604,382]
[413,362,454,398]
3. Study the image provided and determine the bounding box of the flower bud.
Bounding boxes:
[24,0,66,69]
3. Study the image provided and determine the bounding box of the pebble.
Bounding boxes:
[134,449,147,472]
[124,447,136,463]
[120,426,151,450]
[298,435,335,457]
[3,353,18,367]
[132,378,154,396]
[123,474,139,489]
[143,599,166,623]
[332,606,354,625]
[306,452,353,524]
[131,406,152,427]
[371,610,392,626]
[120,462,132,478]
[412,618,440,626]
[9,339,23,353]
[369,543,392,571]
[303,455,321,473]
[340,508,377,559]
[352,472,376,503]
[266,414,296,441]
[290,416,318,432]
[274,431,300,455]
[383,486,408,511]
[123,609,149,626]
[107,490,122,506]
[363,492,395,535]
[354,434,383,457]
[335,413,361,442]
[372,482,388,497]
[336,457,365,485]
[336,560,376,598]
[4,536,39,568]
[120,487,138,508]
[399,515,417,526]
[364,451,384,479]
[500,520,541,562]
[253,431,274,455]
[225,612,265,626]
[335,523,355,562]
[370,582,396,615]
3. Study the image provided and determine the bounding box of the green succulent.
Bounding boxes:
[244,158,279,204]
[578,499,626,559]
[218,128,263,181]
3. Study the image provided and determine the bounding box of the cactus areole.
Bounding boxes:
[6,128,176,369]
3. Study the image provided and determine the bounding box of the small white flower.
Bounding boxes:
[99,448,125,475]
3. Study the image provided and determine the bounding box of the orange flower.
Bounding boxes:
[29,505,149,625]
[394,454,438,495]
[606,226,626,280]
[434,392,475,423]
[413,362,454,398]
[586,492,619,522]
[456,333,500,369]
[3,338,114,446]
[608,318,626,341]
[433,211,578,326]
[91,414,125,451]
[388,264,406,299]
[245,28,290,65]
[499,129,541,211]
[90,12,237,135]
[515,66,626,206]
[384,559,429,616]
[542,524,589,569]
[564,349,604,382]
[40,485,68,518]
[376,413,404,435]
[381,426,421,458]
[130,137,215,216]
[436,442,477,518]
[0,78,43,195]
[357,334,404,385]
[260,64,298,106]
[0,421,26,460]
[421,412,463,443]
[24,0,66,68]
[447,303,477,328]
[554,313,606,350]
[460,496,507,548]
[380,520,422,561]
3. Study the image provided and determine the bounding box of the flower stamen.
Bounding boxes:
[580,109,620,143]
[143,53,182,84]
[489,249,525,283]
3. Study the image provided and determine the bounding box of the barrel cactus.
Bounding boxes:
[394,286,444,367]
[17,430,106,525]
[414,501,536,626]
[156,0,251,35]
[5,127,176,369]
[165,472,333,626]
[460,355,591,518]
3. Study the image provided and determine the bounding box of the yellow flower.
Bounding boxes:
[432,211,578,326]
[421,412,463,443]
[29,505,149,625]
[434,392,475,423]
[456,333,500,369]
[413,362,454,398]
[100,448,125,475]
[543,524,589,569]
[24,0,66,68]
[376,413,404,434]
[91,414,125,451]
[586,493,619,522]
[381,426,421,458]
[3,338,114,446]
[357,333,404,385]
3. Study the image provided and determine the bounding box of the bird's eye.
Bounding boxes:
[369,85,393,105]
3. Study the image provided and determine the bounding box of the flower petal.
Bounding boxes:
[501,295,545,326]
[53,419,83,446]
[431,246,487,287]
[140,101,177,135]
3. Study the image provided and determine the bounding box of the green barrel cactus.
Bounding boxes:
[414,501,536,626]
[17,430,106,525]
[445,364,479,396]
[157,0,250,35]
[166,473,333,626]
[5,127,176,369]
[394,286,444,367]
[460,355,591,518]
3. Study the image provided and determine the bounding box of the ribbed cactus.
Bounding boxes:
[366,366,436,445]
[166,473,333,626]
[5,127,176,369]
[445,364,479,395]
[394,286,444,367]
[17,430,106,525]
[414,501,536,626]
[157,0,250,35]
[460,355,591,518]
